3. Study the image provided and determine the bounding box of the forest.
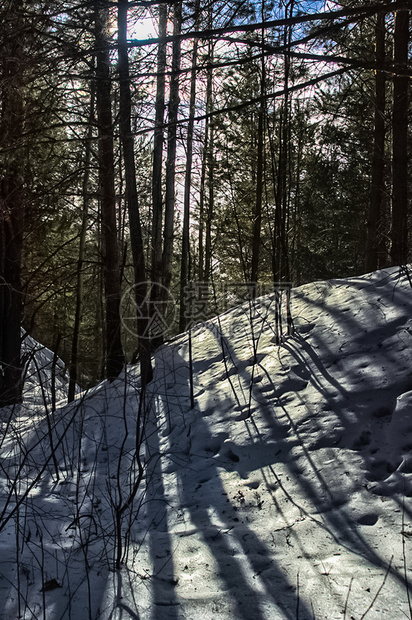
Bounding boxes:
[2,3,412,618]
[0,0,410,401]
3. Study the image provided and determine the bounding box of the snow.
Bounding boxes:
[19,331,70,408]
[2,267,412,619]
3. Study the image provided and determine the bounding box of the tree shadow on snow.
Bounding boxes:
[148,343,314,620]
[290,269,412,516]
[189,301,412,609]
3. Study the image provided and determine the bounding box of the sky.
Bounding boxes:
[124,0,330,41]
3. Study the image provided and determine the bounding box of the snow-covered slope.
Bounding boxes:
[21,332,70,408]
[1,267,412,619]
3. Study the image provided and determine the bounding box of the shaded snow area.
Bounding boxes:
[0,332,70,425]
[2,267,412,619]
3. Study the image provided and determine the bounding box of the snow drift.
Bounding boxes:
[1,267,412,619]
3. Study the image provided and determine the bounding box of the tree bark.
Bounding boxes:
[198,115,209,282]
[365,11,387,273]
[391,9,409,266]
[0,175,24,406]
[162,1,182,293]
[118,0,152,386]
[95,1,124,381]
[68,86,95,402]
[0,34,24,406]
[251,10,266,288]
[151,2,167,287]
[272,2,293,283]
[204,37,214,285]
[179,32,199,332]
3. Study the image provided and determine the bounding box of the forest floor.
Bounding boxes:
[1,267,412,619]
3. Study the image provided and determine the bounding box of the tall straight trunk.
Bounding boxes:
[95,2,124,380]
[365,11,387,273]
[162,1,182,292]
[280,3,293,283]
[198,117,209,282]
[204,128,214,284]
[204,39,214,284]
[118,0,152,386]
[251,107,264,286]
[179,33,199,332]
[0,39,24,406]
[391,9,409,266]
[68,87,95,402]
[250,14,266,288]
[151,2,167,286]
[0,175,23,406]
[273,4,293,283]
[291,107,304,285]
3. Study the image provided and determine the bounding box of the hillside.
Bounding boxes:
[1,267,412,619]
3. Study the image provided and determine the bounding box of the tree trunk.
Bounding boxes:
[162,1,182,293]
[151,2,167,287]
[272,5,293,283]
[68,87,95,402]
[198,117,209,282]
[365,11,387,273]
[118,0,152,386]
[179,32,199,332]
[204,38,214,284]
[95,1,124,381]
[250,13,266,289]
[0,175,24,406]
[391,9,409,266]
[0,37,24,406]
